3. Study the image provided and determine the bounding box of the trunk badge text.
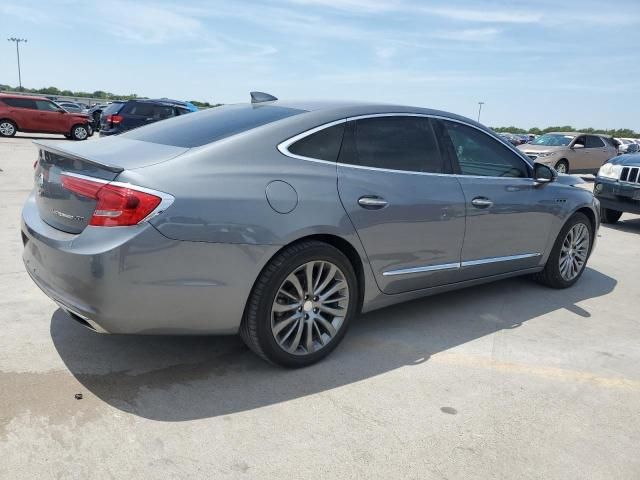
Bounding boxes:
[52,209,85,222]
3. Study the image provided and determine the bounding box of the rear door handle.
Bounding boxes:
[358,196,388,209]
[471,197,493,208]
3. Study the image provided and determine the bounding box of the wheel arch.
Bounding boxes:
[245,233,367,317]
[0,118,18,129]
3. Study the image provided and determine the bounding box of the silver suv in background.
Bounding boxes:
[518,132,618,174]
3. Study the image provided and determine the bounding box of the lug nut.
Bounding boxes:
[313,308,319,314]
[304,314,309,320]
[298,306,303,312]
[313,296,319,301]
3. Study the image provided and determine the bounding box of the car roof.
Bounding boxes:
[547,131,612,138]
[239,99,485,127]
[0,93,49,101]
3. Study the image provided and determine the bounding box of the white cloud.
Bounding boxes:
[95,2,203,44]
[430,27,501,42]
[420,6,542,24]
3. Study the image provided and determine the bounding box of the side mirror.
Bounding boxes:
[534,163,557,184]
[57,108,66,113]
[571,144,584,149]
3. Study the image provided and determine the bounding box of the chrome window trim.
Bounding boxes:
[276,112,533,179]
[60,171,175,224]
[382,253,541,276]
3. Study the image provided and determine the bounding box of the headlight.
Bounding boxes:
[536,152,555,157]
[598,163,622,179]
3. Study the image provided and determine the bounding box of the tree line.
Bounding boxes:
[493,125,639,139]
[0,84,220,109]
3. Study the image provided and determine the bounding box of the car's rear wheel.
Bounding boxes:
[0,120,17,137]
[600,207,622,224]
[535,212,592,289]
[70,124,89,141]
[240,240,358,368]
[87,123,94,137]
[554,159,569,174]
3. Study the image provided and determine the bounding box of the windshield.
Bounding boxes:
[532,134,573,147]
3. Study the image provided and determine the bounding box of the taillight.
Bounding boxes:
[61,174,164,227]
[107,114,123,125]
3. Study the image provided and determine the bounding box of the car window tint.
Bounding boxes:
[287,123,345,161]
[35,100,59,112]
[123,104,305,148]
[442,120,528,178]
[340,116,444,173]
[2,97,37,109]
[102,103,124,115]
[585,136,605,148]
[124,102,155,116]
[152,105,176,120]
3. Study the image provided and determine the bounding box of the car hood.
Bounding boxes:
[517,144,565,153]
[607,154,640,167]
[555,173,585,186]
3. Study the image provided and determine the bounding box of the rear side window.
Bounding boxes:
[585,136,605,148]
[123,104,305,148]
[2,97,37,109]
[339,116,446,173]
[287,123,345,161]
[442,120,528,178]
[123,102,155,116]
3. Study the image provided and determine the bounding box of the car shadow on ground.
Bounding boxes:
[601,217,640,234]
[51,268,616,422]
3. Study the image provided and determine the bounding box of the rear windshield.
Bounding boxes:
[121,104,305,148]
[102,102,124,115]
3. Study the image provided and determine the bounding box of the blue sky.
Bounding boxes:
[1,0,639,129]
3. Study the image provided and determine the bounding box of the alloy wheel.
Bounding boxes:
[559,223,590,281]
[0,122,15,136]
[74,126,88,140]
[271,260,350,356]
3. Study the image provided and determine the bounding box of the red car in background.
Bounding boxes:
[0,94,93,140]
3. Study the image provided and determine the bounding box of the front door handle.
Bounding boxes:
[358,196,388,209]
[471,197,493,208]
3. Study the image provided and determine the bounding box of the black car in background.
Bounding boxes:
[595,153,640,223]
[99,99,193,136]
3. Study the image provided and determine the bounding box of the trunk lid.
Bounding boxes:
[33,139,188,233]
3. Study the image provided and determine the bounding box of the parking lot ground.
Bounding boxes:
[1,133,639,479]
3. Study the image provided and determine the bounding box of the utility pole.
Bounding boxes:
[7,37,28,90]
[477,101,485,123]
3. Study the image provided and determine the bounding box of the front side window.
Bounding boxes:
[585,136,605,148]
[287,123,345,161]
[442,120,529,178]
[36,100,60,112]
[339,116,446,173]
[532,134,574,147]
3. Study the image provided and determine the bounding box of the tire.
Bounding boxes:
[87,123,94,137]
[240,240,359,368]
[554,159,569,174]
[70,124,89,141]
[600,207,622,224]
[534,212,593,289]
[0,120,17,137]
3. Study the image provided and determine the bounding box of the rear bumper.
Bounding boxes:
[21,192,279,334]
[594,178,640,214]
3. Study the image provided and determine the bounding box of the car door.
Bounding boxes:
[3,97,38,131]
[567,135,589,172]
[33,100,67,133]
[437,119,556,281]
[584,135,611,172]
[337,115,466,294]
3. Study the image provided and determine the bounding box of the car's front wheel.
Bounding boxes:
[535,212,592,288]
[240,240,358,368]
[0,120,17,137]
[554,159,569,174]
[600,207,622,224]
[70,124,89,140]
